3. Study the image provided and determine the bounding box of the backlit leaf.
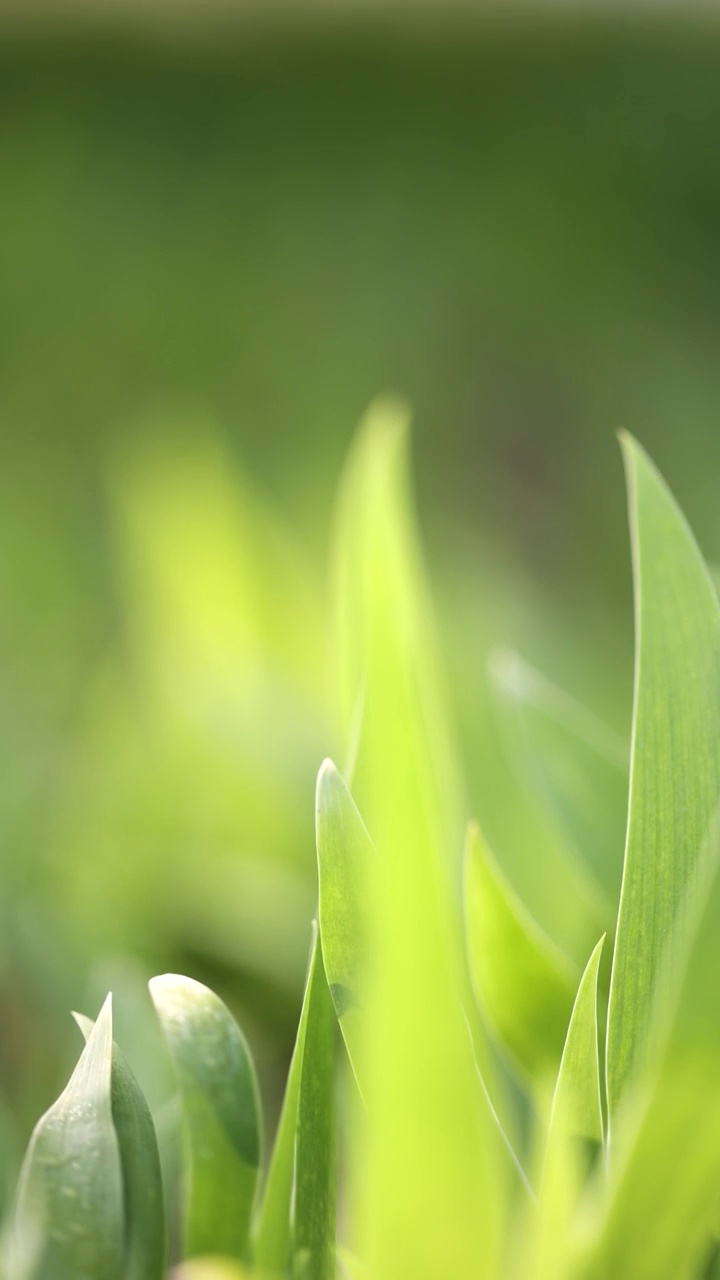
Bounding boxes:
[14,995,124,1280]
[74,1012,166,1280]
[606,435,720,1119]
[149,975,262,1263]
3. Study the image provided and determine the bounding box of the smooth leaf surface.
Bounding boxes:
[332,402,504,1280]
[548,935,605,1149]
[524,938,605,1280]
[315,758,373,1096]
[254,927,336,1280]
[606,435,720,1119]
[15,996,124,1280]
[74,1012,166,1280]
[149,975,262,1262]
[465,822,578,1083]
[291,931,337,1280]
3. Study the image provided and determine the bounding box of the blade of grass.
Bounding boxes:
[253,927,336,1280]
[333,401,505,1280]
[74,1012,166,1280]
[149,975,262,1263]
[465,822,579,1084]
[14,995,124,1280]
[526,938,604,1280]
[606,435,720,1121]
[291,930,337,1280]
[315,758,373,1098]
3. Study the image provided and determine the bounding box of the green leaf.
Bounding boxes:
[74,1013,166,1280]
[606,434,720,1119]
[291,931,337,1280]
[491,650,627,908]
[464,821,579,1083]
[315,758,374,1097]
[14,995,124,1280]
[547,935,605,1148]
[149,974,262,1262]
[578,840,720,1280]
[524,937,604,1280]
[330,401,505,1280]
[254,928,337,1280]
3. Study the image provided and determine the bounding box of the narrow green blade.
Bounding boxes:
[74,1013,166,1280]
[526,938,604,1280]
[465,822,578,1084]
[254,927,337,1280]
[291,931,337,1280]
[606,435,720,1119]
[15,995,124,1280]
[315,758,373,1097]
[492,651,627,907]
[331,401,504,1280]
[578,841,720,1279]
[149,975,262,1262]
[548,936,605,1149]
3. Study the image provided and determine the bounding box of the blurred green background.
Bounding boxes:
[2,3,720,1194]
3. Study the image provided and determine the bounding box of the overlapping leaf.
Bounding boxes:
[14,996,124,1280]
[254,927,336,1280]
[607,436,720,1118]
[149,975,262,1263]
[330,400,505,1280]
[74,1012,166,1280]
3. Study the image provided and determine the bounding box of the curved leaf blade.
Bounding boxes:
[292,931,337,1280]
[149,975,262,1262]
[74,1012,166,1280]
[607,435,720,1119]
[315,758,373,1097]
[254,927,337,1280]
[548,935,605,1149]
[14,995,124,1280]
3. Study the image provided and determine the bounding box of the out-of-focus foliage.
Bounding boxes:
[5,9,720,1274]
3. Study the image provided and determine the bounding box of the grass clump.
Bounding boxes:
[9,403,720,1279]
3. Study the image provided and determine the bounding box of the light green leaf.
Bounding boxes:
[606,434,720,1119]
[74,1012,166,1280]
[15,995,124,1280]
[548,935,605,1148]
[331,401,505,1280]
[254,927,337,1279]
[149,975,262,1262]
[526,938,604,1280]
[291,931,337,1280]
[465,821,579,1083]
[491,650,627,908]
[577,835,720,1280]
[315,758,374,1096]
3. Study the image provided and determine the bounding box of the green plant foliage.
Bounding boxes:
[315,759,373,1096]
[14,997,124,1280]
[149,976,262,1264]
[73,1013,166,1280]
[13,419,720,1280]
[606,435,720,1120]
[330,401,505,1280]
[254,928,336,1280]
[465,821,579,1084]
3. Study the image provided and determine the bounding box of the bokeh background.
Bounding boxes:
[2,0,720,1200]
